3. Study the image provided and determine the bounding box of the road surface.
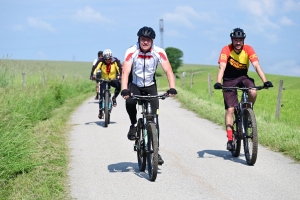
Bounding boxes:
[68,96,300,200]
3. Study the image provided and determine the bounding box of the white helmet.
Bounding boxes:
[103,49,113,60]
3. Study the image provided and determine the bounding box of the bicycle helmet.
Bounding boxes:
[98,51,103,57]
[230,28,246,39]
[103,49,112,60]
[137,26,156,39]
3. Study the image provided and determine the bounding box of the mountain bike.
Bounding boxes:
[97,78,115,127]
[133,93,169,181]
[220,85,269,165]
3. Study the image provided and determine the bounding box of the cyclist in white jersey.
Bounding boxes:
[121,26,177,165]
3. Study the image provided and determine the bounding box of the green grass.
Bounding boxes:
[0,59,93,199]
[0,59,299,199]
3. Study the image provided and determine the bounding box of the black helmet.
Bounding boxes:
[230,28,246,39]
[98,51,103,57]
[137,26,156,39]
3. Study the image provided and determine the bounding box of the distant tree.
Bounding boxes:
[165,47,183,73]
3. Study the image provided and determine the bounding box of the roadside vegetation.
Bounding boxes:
[0,59,93,199]
[0,59,299,199]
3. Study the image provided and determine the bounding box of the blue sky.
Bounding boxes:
[1,0,300,77]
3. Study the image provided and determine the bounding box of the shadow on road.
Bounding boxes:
[88,101,100,104]
[197,149,249,165]
[107,162,162,181]
[85,121,117,127]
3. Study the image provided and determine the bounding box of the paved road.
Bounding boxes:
[68,95,300,200]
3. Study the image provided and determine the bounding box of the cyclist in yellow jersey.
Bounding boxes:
[93,49,122,119]
[214,28,273,151]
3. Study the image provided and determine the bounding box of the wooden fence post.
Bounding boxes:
[190,70,193,89]
[276,80,284,119]
[208,73,213,97]
[181,71,186,87]
[22,72,26,87]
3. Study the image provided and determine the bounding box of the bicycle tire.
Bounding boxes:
[231,111,241,157]
[104,91,109,127]
[146,122,158,181]
[243,108,258,165]
[136,118,146,171]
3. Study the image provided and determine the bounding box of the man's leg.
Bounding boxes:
[110,80,121,107]
[98,82,104,119]
[95,81,100,100]
[125,84,140,140]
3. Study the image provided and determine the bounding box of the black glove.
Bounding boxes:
[264,81,273,88]
[214,82,222,89]
[167,88,177,95]
[121,89,130,96]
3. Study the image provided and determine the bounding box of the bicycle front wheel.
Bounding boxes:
[146,122,158,181]
[243,108,258,165]
[104,91,109,127]
[136,118,146,171]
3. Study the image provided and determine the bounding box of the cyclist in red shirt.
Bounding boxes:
[214,28,273,151]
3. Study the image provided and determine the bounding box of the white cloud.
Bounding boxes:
[165,29,184,38]
[283,0,300,12]
[239,0,276,17]
[279,16,295,26]
[238,0,280,43]
[163,6,211,29]
[11,25,23,31]
[37,51,47,59]
[27,17,55,32]
[271,60,300,76]
[74,6,111,23]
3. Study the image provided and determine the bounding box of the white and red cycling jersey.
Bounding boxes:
[124,42,168,87]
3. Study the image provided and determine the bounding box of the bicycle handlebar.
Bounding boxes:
[96,78,119,82]
[220,86,268,92]
[132,93,169,100]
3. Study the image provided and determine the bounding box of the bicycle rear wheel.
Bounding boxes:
[104,91,109,127]
[243,108,258,165]
[136,118,146,171]
[146,122,158,181]
[231,110,241,157]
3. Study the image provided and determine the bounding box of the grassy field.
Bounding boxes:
[0,59,94,199]
[0,59,299,199]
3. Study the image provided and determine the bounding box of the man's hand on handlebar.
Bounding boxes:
[214,82,223,89]
[263,81,273,88]
[121,89,131,99]
[167,88,177,97]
